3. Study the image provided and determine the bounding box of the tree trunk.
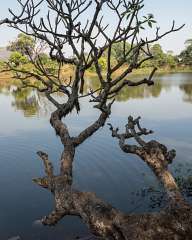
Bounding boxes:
[33,108,192,239]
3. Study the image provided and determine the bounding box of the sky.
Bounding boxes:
[0,0,191,54]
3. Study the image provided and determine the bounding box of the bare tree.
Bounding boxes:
[1,0,192,239]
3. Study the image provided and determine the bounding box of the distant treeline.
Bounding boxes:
[93,40,192,71]
[1,33,192,73]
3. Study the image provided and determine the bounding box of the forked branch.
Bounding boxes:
[0,1,190,239]
[109,116,187,208]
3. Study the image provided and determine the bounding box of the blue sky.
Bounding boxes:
[0,0,191,54]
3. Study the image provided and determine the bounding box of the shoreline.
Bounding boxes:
[0,67,192,82]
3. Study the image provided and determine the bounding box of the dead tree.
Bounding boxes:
[1,0,190,239]
[32,117,192,240]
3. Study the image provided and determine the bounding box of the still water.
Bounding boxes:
[0,73,192,239]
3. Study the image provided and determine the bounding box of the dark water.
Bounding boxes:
[0,73,192,239]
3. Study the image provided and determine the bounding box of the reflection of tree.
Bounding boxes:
[0,77,164,118]
[180,84,192,103]
[11,88,58,117]
[86,78,163,102]
[0,77,16,94]
[0,79,66,117]
[117,80,162,101]
[0,79,41,116]
[12,88,40,117]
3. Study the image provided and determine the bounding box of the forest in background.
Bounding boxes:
[0,33,192,81]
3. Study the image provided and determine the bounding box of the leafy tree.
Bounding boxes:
[140,44,177,68]
[89,56,107,72]
[179,41,192,65]
[165,54,177,68]
[111,42,131,63]
[7,33,35,56]
[9,51,28,66]
[150,44,166,67]
[38,53,58,74]
[98,56,107,70]
[184,39,192,46]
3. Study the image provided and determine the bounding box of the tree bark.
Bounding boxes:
[33,115,192,240]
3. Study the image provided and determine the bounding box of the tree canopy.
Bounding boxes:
[179,40,192,65]
[7,33,35,56]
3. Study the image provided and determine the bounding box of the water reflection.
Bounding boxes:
[116,79,163,101]
[11,88,40,117]
[0,73,192,239]
[0,84,56,117]
[180,83,192,103]
[0,73,192,117]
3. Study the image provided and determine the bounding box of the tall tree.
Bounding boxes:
[1,0,190,239]
[185,39,192,46]
[180,40,192,65]
[111,42,131,63]
[7,33,35,56]
[150,44,166,67]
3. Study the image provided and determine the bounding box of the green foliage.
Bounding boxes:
[7,33,35,68]
[12,88,39,117]
[37,53,58,74]
[90,42,179,72]
[7,33,35,56]
[184,39,192,46]
[89,56,107,72]
[38,53,51,64]
[179,42,192,66]
[0,60,5,70]
[142,14,157,29]
[140,44,177,69]
[111,42,131,63]
[150,44,167,67]
[165,54,177,68]
[98,57,107,71]
[9,51,28,66]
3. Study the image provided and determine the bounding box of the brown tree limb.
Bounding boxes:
[1,1,190,239]
[34,173,192,239]
[109,67,157,95]
[108,116,187,208]
[73,100,114,147]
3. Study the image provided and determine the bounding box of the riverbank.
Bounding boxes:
[130,66,192,75]
[0,65,192,83]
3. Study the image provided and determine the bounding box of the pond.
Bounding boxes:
[0,73,192,239]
